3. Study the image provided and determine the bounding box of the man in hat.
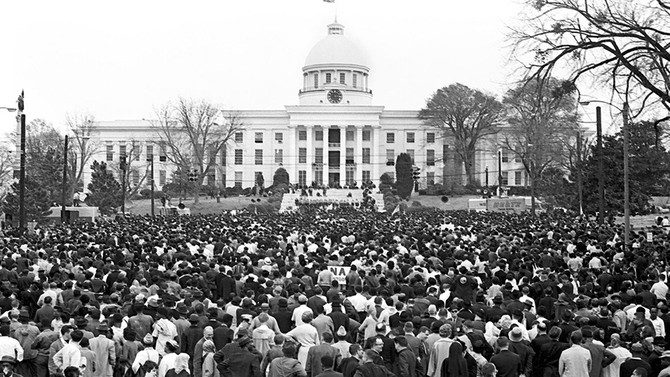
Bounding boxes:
[214,335,262,377]
[89,324,116,377]
[181,313,204,371]
[293,295,313,327]
[0,356,23,377]
[508,326,535,377]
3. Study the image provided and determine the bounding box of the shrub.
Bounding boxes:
[273,168,289,186]
[411,200,423,207]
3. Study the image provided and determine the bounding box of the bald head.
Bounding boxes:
[204,326,214,339]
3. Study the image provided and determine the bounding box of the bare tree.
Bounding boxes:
[151,98,244,203]
[419,83,504,186]
[502,77,579,214]
[108,140,150,199]
[511,0,670,119]
[65,113,98,200]
[0,146,15,203]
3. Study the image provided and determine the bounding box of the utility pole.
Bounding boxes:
[596,106,605,224]
[485,166,489,187]
[576,131,583,216]
[150,156,155,218]
[497,150,503,197]
[18,90,25,233]
[120,154,127,214]
[623,102,630,250]
[61,135,68,223]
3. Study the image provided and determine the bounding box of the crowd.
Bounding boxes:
[0,205,668,377]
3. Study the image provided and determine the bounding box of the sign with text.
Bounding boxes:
[328,265,351,284]
[487,198,527,213]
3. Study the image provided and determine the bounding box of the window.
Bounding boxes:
[254,149,263,165]
[159,170,166,186]
[427,149,435,166]
[315,130,323,141]
[298,170,307,186]
[515,171,522,186]
[514,146,522,163]
[208,144,217,165]
[501,171,509,186]
[275,149,283,164]
[362,129,371,141]
[235,172,243,188]
[427,172,435,185]
[340,72,345,84]
[362,170,371,183]
[314,170,323,185]
[119,145,127,158]
[255,132,263,143]
[298,130,307,141]
[255,172,263,185]
[275,132,283,143]
[299,148,307,163]
[386,149,395,165]
[133,143,140,161]
[159,142,167,162]
[406,149,415,164]
[362,148,371,164]
[314,73,318,88]
[221,145,227,166]
[501,150,509,163]
[443,145,449,162]
[234,149,243,165]
[346,148,354,164]
[407,132,415,143]
[353,74,358,88]
[131,170,139,186]
[386,132,395,143]
[106,145,114,161]
[325,73,331,84]
[427,132,435,143]
[221,173,226,187]
[346,170,354,185]
[234,132,243,143]
[315,148,323,164]
[346,130,354,141]
[146,145,154,161]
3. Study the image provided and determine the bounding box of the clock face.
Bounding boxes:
[327,89,343,104]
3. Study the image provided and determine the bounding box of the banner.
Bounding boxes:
[487,198,526,213]
[328,265,351,284]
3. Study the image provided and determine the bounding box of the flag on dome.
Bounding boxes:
[323,0,335,2]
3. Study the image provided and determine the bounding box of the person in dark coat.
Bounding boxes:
[340,344,363,377]
[393,336,416,377]
[534,326,569,377]
[214,336,262,377]
[490,337,522,377]
[507,327,534,377]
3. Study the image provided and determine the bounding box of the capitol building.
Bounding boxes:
[87,21,526,191]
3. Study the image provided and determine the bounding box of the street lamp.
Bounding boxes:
[580,99,629,249]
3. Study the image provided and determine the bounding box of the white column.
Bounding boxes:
[306,125,313,186]
[291,126,298,185]
[372,126,380,187]
[340,126,346,186]
[355,127,363,185]
[323,126,329,185]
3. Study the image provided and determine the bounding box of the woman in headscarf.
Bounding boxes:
[441,341,468,377]
[165,354,190,377]
[201,340,219,377]
[158,341,179,377]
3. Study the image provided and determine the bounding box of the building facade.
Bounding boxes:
[86,21,529,191]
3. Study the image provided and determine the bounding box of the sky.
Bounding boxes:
[0,0,613,137]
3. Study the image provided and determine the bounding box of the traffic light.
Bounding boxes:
[412,166,421,181]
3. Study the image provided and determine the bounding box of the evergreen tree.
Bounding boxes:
[272,167,289,186]
[87,161,123,215]
[2,176,52,222]
[395,153,414,199]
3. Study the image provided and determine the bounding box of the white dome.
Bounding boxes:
[303,22,369,69]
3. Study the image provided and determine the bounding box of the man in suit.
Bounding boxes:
[316,355,343,377]
[340,344,363,377]
[89,325,116,377]
[535,326,569,377]
[306,332,341,377]
[490,337,522,377]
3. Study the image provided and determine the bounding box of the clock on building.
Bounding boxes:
[327,89,343,104]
